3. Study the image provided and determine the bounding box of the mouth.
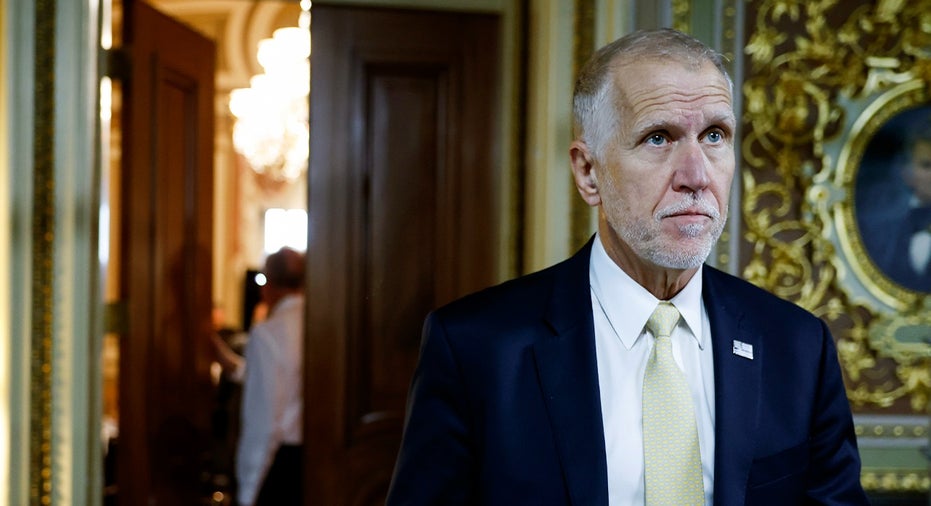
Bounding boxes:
[658,202,720,234]
[666,212,711,228]
[668,208,709,217]
[664,208,713,221]
[658,198,720,221]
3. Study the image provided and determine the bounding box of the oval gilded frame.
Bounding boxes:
[828,79,930,312]
[819,78,931,361]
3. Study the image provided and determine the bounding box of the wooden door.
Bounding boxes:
[306,6,501,505]
[117,2,216,504]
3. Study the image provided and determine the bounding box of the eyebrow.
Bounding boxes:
[709,111,737,129]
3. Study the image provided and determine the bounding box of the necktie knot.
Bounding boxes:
[647,301,680,339]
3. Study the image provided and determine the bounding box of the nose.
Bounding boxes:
[671,140,710,193]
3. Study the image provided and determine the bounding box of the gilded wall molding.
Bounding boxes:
[569,0,596,252]
[741,0,931,412]
[31,0,55,503]
[861,470,931,494]
[714,0,743,274]
[854,414,929,492]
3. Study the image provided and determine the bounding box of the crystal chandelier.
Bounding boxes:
[229,0,311,182]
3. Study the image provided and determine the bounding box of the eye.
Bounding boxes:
[704,129,724,144]
[646,134,667,146]
[705,127,727,144]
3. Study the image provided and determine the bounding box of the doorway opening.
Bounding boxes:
[99,1,308,504]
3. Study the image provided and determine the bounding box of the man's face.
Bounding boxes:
[906,140,931,205]
[596,60,736,271]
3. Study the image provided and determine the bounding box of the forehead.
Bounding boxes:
[613,60,733,121]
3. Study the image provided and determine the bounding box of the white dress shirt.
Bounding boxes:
[907,197,931,275]
[236,294,305,506]
[910,230,931,274]
[590,235,716,506]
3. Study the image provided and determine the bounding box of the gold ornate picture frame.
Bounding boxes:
[742,0,931,413]
[741,1,931,491]
[819,81,931,363]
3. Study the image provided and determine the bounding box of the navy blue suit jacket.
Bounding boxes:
[387,240,868,505]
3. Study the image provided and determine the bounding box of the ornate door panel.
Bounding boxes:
[118,2,215,503]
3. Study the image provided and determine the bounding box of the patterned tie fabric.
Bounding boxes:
[642,301,704,505]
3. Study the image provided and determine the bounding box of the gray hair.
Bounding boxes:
[572,28,733,162]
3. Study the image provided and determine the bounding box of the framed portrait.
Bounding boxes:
[854,105,931,294]
[821,79,931,361]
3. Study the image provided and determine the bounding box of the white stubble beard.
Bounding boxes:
[615,193,727,270]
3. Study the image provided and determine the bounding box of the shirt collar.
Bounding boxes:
[590,233,705,350]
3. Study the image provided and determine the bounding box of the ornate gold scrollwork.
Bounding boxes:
[742,0,931,412]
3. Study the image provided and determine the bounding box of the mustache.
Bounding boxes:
[655,195,721,220]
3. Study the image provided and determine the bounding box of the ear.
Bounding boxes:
[570,140,601,207]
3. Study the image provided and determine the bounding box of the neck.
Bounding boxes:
[598,223,699,300]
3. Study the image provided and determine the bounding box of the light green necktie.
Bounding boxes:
[642,301,704,505]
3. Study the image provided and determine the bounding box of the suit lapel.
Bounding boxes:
[533,240,609,506]
[703,268,762,506]
[530,248,764,506]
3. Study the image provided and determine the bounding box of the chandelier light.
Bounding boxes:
[229,0,311,182]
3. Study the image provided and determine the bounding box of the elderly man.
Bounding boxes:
[387,28,867,505]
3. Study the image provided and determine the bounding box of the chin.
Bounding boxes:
[645,240,713,270]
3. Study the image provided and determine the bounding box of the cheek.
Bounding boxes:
[611,156,668,202]
[615,177,663,216]
[599,174,642,217]
[712,172,734,196]
[709,160,736,200]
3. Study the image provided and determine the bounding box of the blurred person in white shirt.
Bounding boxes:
[236,247,305,506]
